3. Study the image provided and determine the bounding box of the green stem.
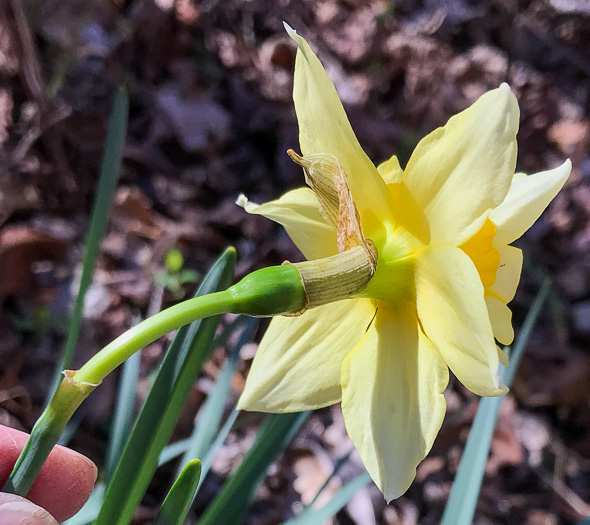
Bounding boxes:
[4,372,97,496]
[74,290,232,384]
[75,263,306,385]
[3,262,306,496]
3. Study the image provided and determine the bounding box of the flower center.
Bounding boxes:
[354,220,418,304]
[460,218,500,290]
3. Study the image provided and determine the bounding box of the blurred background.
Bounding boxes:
[0,0,589,523]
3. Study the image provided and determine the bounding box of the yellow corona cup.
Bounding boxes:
[238,24,571,501]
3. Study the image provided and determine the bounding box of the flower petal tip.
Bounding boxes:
[500,82,512,93]
[236,193,259,212]
[236,193,248,207]
[493,374,502,389]
[493,374,509,395]
[283,21,297,37]
[236,393,250,411]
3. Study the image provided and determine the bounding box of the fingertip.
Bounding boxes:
[0,493,59,525]
[28,443,97,522]
[0,426,30,487]
[0,425,97,522]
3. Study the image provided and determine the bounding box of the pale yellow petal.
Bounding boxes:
[340,305,448,501]
[490,160,571,245]
[237,188,337,260]
[486,296,514,345]
[403,85,519,245]
[286,26,394,230]
[416,246,508,396]
[489,246,523,304]
[377,154,403,184]
[238,298,376,412]
[388,182,431,245]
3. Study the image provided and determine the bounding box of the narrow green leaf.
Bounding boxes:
[154,459,202,525]
[105,350,141,480]
[502,278,552,388]
[159,438,191,467]
[303,446,355,511]
[158,409,240,477]
[48,86,128,401]
[285,472,372,525]
[94,247,236,525]
[199,412,309,525]
[198,408,240,486]
[58,410,83,446]
[209,316,246,358]
[440,278,551,525]
[177,317,257,477]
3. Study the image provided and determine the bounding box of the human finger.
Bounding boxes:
[0,493,59,525]
[0,425,97,522]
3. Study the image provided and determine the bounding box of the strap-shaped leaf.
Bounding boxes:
[440,278,551,525]
[94,247,236,525]
[154,459,202,525]
[285,472,371,525]
[48,86,128,401]
[177,318,257,477]
[199,412,309,525]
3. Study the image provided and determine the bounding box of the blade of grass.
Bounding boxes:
[159,438,191,467]
[199,411,309,525]
[154,459,202,525]
[94,247,236,525]
[210,316,246,356]
[158,409,240,478]
[303,445,355,512]
[105,349,141,480]
[502,278,552,387]
[440,278,551,525]
[285,472,372,525]
[58,410,84,446]
[48,86,128,401]
[198,407,240,485]
[177,317,257,477]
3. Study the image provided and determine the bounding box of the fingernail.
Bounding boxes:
[0,501,58,524]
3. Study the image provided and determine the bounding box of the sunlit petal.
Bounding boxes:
[237,188,337,260]
[238,299,376,412]
[489,245,523,304]
[491,160,571,245]
[340,305,448,501]
[416,246,507,396]
[486,296,514,345]
[286,25,394,230]
[377,154,403,184]
[404,86,519,245]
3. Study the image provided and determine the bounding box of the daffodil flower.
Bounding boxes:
[237,26,571,501]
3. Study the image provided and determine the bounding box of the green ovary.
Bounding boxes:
[356,226,418,304]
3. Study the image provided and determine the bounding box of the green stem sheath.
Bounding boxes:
[3,371,97,495]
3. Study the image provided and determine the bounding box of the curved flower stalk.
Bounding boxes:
[237,25,571,501]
